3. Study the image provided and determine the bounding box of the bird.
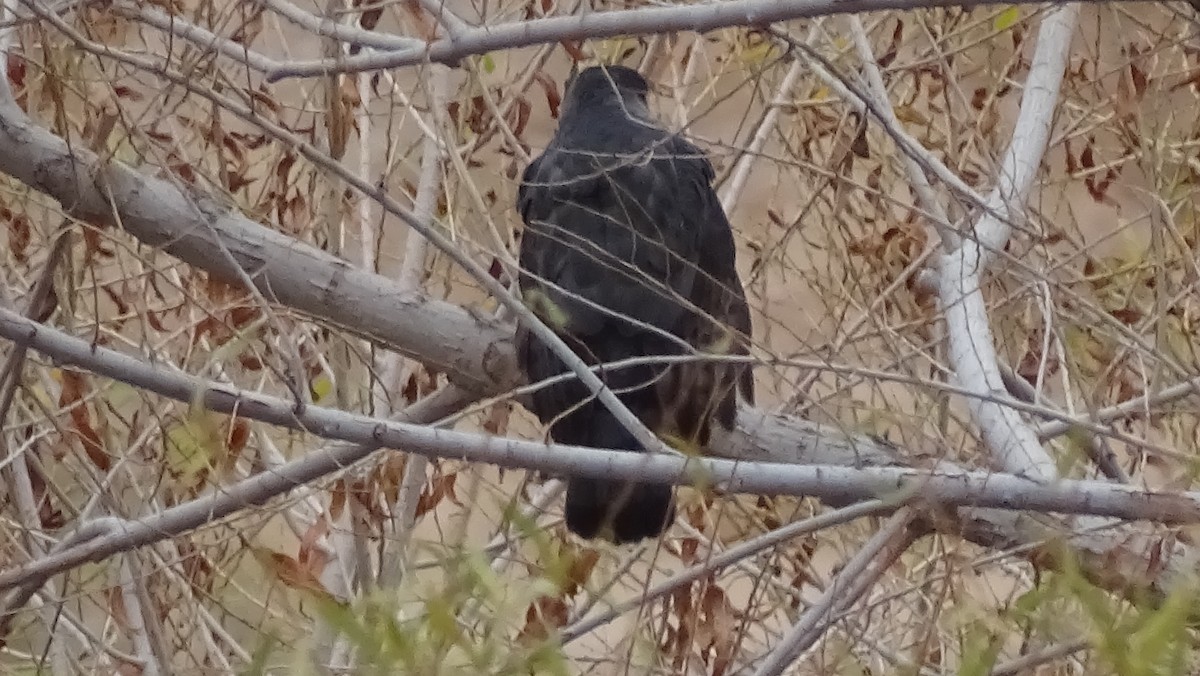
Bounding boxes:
[514,64,754,544]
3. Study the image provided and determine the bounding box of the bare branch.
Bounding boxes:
[559,499,896,643]
[720,56,805,214]
[116,555,162,676]
[752,510,919,675]
[258,0,422,50]
[2,306,1200,598]
[417,0,471,37]
[935,4,1078,480]
[261,0,1133,81]
[0,60,514,392]
[111,2,284,73]
[990,638,1090,676]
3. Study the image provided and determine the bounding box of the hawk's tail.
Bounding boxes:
[562,418,675,544]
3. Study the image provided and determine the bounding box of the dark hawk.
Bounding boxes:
[515,65,754,544]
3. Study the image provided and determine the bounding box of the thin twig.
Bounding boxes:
[377,65,452,586]
[847,15,953,244]
[989,637,1089,675]
[111,2,283,73]
[559,499,898,643]
[259,0,422,50]
[752,510,919,675]
[0,226,70,653]
[719,56,806,214]
[418,0,471,37]
[0,226,69,421]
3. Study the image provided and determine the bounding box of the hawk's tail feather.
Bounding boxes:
[565,476,674,544]
[559,416,675,544]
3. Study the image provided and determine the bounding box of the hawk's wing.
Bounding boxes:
[517,136,704,344]
[684,140,756,411]
[517,131,753,438]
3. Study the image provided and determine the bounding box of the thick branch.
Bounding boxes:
[3,306,1200,598]
[261,0,1136,80]
[0,91,514,393]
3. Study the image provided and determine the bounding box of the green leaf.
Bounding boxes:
[480,53,495,74]
[957,620,1002,676]
[994,6,1020,31]
[164,409,224,481]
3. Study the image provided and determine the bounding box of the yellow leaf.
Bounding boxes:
[737,40,777,66]
[164,410,224,481]
[994,6,1020,31]
[661,432,701,456]
[310,374,333,404]
[596,38,633,62]
[523,288,571,331]
[894,105,929,125]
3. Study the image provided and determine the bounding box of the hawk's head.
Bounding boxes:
[561,65,651,120]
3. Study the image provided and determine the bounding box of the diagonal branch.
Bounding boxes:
[752,510,920,675]
[16,2,677,467]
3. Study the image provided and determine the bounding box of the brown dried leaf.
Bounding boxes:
[680,536,700,565]
[59,370,109,470]
[533,69,561,118]
[252,547,335,602]
[228,304,261,329]
[518,596,569,642]
[7,53,26,110]
[329,479,348,520]
[877,20,903,68]
[1063,138,1078,174]
[298,516,332,573]
[510,96,531,139]
[81,226,116,262]
[563,547,599,596]
[227,418,250,463]
[1130,61,1148,98]
[178,540,215,594]
[8,211,30,262]
[702,584,736,676]
[850,114,869,158]
[276,152,296,182]
[105,586,131,630]
[560,40,587,62]
[27,459,64,528]
[482,402,511,436]
[1115,67,1139,122]
[1110,306,1143,324]
[359,3,383,30]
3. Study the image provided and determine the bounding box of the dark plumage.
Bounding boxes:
[515,65,754,544]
